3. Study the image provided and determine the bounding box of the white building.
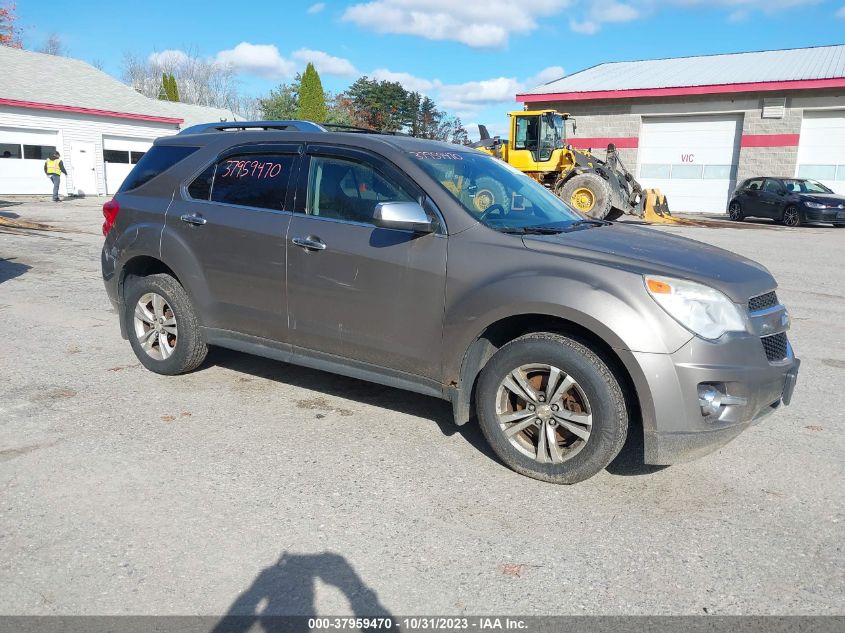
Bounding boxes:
[0,46,238,197]
[518,45,845,212]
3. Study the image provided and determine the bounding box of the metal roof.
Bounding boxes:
[521,44,845,96]
[0,46,237,127]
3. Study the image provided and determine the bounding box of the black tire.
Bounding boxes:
[475,332,628,484]
[558,173,613,219]
[780,205,802,227]
[727,200,744,221]
[604,208,624,222]
[469,176,509,215]
[124,273,208,375]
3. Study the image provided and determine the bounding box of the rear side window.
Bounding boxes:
[210,153,296,211]
[118,145,198,193]
[187,164,216,201]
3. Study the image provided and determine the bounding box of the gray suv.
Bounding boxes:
[101,121,800,484]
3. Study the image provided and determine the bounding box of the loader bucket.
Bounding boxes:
[641,189,682,224]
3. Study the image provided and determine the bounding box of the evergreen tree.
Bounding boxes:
[259,75,301,119]
[158,73,169,100]
[168,74,180,102]
[297,63,328,122]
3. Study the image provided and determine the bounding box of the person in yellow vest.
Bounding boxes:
[44,151,68,202]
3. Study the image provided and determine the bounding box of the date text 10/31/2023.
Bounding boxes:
[220,159,283,180]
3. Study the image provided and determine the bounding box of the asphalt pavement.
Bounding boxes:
[1,197,843,616]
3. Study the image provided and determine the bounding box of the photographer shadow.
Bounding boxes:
[211,551,396,633]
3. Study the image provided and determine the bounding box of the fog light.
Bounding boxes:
[698,385,722,417]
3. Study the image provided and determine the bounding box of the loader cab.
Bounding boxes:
[510,110,568,168]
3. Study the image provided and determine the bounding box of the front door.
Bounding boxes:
[758,178,785,218]
[70,141,97,196]
[163,145,300,342]
[286,148,447,379]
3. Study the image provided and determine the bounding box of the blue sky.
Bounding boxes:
[15,0,845,137]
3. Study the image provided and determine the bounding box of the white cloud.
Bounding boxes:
[342,0,571,49]
[836,5,845,17]
[147,49,190,67]
[293,49,358,76]
[215,42,296,79]
[371,68,437,92]
[366,65,565,119]
[527,66,565,88]
[307,2,326,13]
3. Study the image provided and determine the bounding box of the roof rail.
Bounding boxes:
[321,123,406,136]
[178,120,328,135]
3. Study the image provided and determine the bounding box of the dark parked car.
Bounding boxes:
[728,177,845,227]
[101,121,799,484]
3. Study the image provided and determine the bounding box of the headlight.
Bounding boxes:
[644,275,747,340]
[805,201,828,209]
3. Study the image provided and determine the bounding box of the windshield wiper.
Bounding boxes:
[496,226,567,235]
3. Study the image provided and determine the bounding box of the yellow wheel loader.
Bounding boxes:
[475,110,674,223]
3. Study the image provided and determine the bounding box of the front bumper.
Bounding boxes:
[621,332,799,465]
[803,207,845,223]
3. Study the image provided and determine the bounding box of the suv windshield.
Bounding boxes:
[410,150,583,231]
[783,179,833,194]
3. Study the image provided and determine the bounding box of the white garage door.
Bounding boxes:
[0,127,59,195]
[796,111,845,194]
[104,136,153,194]
[637,115,742,213]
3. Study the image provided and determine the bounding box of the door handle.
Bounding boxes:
[180,213,207,226]
[291,236,327,251]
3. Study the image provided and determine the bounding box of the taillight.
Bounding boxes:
[102,198,120,236]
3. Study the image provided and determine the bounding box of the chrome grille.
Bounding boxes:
[749,291,778,312]
[761,333,788,362]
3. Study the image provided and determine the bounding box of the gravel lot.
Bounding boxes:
[1,197,843,616]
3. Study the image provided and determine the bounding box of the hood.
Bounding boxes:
[521,223,775,303]
[802,193,845,207]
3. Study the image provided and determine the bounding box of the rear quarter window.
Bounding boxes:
[118,145,198,193]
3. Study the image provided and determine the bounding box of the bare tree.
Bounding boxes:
[122,49,240,110]
[38,33,65,56]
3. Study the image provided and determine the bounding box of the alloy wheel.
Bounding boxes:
[133,292,178,360]
[495,363,592,463]
[728,202,742,220]
[783,206,800,227]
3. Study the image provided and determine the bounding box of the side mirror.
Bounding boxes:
[373,201,434,233]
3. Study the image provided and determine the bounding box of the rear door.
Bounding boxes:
[164,143,301,342]
[285,145,448,379]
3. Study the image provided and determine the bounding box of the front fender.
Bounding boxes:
[441,265,692,384]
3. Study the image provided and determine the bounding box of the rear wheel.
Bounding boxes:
[781,205,802,227]
[475,333,628,484]
[469,176,509,215]
[728,200,744,221]
[124,273,208,375]
[558,173,613,219]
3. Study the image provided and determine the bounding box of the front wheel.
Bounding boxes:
[781,205,802,227]
[475,333,629,484]
[558,173,613,219]
[124,273,208,375]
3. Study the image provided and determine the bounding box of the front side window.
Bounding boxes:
[210,153,296,211]
[745,178,763,191]
[763,179,783,193]
[410,150,582,231]
[307,156,413,224]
